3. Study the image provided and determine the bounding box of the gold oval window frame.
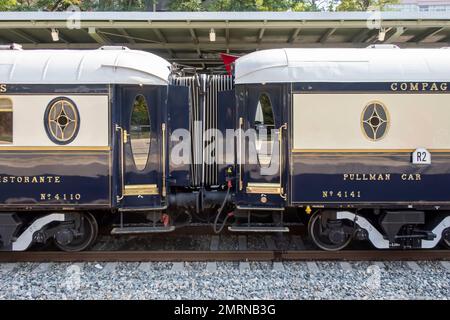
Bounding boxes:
[361,101,390,142]
[45,97,80,144]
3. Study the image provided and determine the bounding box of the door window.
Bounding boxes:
[130,95,151,171]
[254,93,276,168]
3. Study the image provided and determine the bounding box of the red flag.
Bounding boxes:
[220,53,239,75]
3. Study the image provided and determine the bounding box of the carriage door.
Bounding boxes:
[239,84,287,206]
[117,85,165,209]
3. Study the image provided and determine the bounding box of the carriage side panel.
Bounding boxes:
[289,83,450,207]
[0,85,111,209]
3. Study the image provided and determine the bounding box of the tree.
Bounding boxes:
[291,0,328,11]
[86,0,140,11]
[336,0,399,11]
[0,0,401,12]
[36,0,82,11]
[11,0,83,11]
[258,0,295,12]
[203,0,257,11]
[169,0,202,11]
[186,0,324,12]
[5,0,152,11]
[0,0,17,11]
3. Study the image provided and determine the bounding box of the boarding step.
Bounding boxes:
[111,226,175,235]
[228,226,289,233]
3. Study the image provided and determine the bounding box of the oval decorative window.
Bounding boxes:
[361,101,389,141]
[254,93,276,168]
[0,98,13,144]
[130,95,151,171]
[45,97,80,144]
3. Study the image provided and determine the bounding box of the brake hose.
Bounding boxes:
[213,181,233,234]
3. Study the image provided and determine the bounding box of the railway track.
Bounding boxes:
[1,231,448,263]
[0,249,449,263]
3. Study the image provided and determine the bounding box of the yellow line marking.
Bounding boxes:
[0,146,110,151]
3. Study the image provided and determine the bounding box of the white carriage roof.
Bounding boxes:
[0,47,171,85]
[1,11,450,72]
[235,47,450,84]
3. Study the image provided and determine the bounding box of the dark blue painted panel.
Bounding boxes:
[291,153,450,204]
[0,152,111,208]
[167,85,191,187]
[217,90,236,186]
[236,193,285,207]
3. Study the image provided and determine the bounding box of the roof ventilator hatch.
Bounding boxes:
[0,43,23,50]
[99,46,130,50]
[366,44,400,49]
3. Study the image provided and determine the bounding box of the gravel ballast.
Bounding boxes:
[0,260,448,300]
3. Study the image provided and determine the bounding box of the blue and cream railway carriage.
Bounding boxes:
[0,47,187,251]
[233,47,450,250]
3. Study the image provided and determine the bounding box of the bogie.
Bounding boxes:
[308,211,354,251]
[53,213,98,252]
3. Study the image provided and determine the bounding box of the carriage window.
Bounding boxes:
[45,97,80,144]
[130,95,151,171]
[254,93,276,168]
[0,98,13,144]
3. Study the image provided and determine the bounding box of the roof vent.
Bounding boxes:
[98,46,130,50]
[366,44,400,49]
[0,43,23,50]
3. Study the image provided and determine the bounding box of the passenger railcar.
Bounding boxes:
[0,46,189,251]
[0,45,449,252]
[233,46,450,250]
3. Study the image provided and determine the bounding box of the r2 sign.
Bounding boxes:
[412,148,431,165]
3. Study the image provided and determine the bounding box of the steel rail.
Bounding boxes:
[0,250,448,263]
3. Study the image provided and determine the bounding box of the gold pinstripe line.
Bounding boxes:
[0,146,110,151]
[291,149,450,153]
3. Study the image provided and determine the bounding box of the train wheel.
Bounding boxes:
[308,211,353,251]
[442,228,450,249]
[54,212,98,252]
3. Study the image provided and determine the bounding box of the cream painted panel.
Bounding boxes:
[293,93,450,150]
[4,95,109,146]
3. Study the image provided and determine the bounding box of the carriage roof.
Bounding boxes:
[0,47,171,85]
[234,47,450,84]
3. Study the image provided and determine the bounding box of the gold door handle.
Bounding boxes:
[115,124,125,202]
[162,123,166,197]
[279,123,287,200]
[123,129,129,144]
[239,117,243,191]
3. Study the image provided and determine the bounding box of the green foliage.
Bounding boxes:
[257,0,296,12]
[291,1,325,12]
[92,0,149,11]
[169,0,326,12]
[336,0,399,11]
[169,0,202,11]
[131,95,150,126]
[205,0,257,11]
[259,94,274,126]
[0,0,17,11]
[38,0,81,11]
[1,0,154,11]
[0,0,401,12]
[10,0,82,11]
